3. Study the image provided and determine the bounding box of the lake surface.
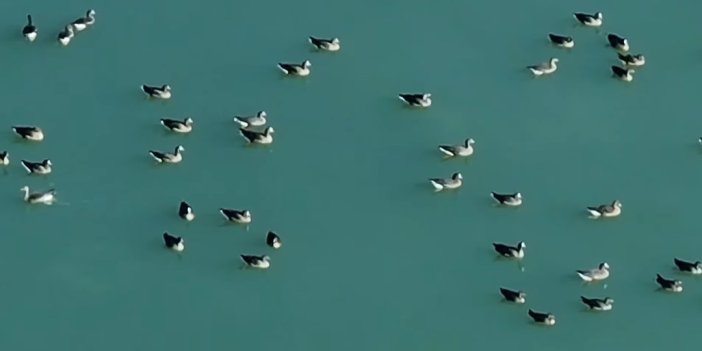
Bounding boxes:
[1,0,701,350]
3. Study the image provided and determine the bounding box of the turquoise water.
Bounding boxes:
[2,0,702,350]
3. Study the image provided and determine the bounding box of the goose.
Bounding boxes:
[573,12,603,27]
[12,126,44,141]
[429,172,463,191]
[493,241,526,259]
[528,58,559,76]
[57,25,74,46]
[656,274,683,292]
[0,151,9,166]
[233,111,267,128]
[220,208,252,224]
[398,93,432,107]
[548,34,574,48]
[149,145,184,163]
[607,33,630,52]
[577,262,610,282]
[499,288,526,304]
[528,309,556,326]
[71,9,96,31]
[611,66,635,82]
[618,53,646,67]
[266,231,282,249]
[673,258,702,274]
[20,159,52,175]
[160,117,193,133]
[178,201,195,221]
[141,84,171,99]
[490,192,523,206]
[241,255,271,269]
[581,296,614,311]
[239,126,274,144]
[22,14,37,42]
[438,138,475,157]
[277,60,311,76]
[308,36,341,51]
[586,200,622,218]
[20,186,56,205]
[163,232,184,252]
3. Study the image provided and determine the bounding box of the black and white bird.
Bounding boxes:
[178,201,195,221]
[674,258,702,274]
[528,58,558,76]
[163,232,184,252]
[241,255,271,269]
[580,296,614,311]
[21,159,52,175]
[12,126,44,141]
[277,60,311,76]
[548,33,574,48]
[438,138,475,157]
[490,192,523,206]
[398,93,432,107]
[71,9,96,31]
[308,36,341,51]
[607,33,630,52]
[528,309,556,326]
[266,231,282,249]
[618,53,646,67]
[233,111,267,128]
[220,208,252,224]
[586,200,622,218]
[499,288,526,304]
[573,12,603,27]
[57,25,74,46]
[429,172,463,191]
[149,145,184,163]
[0,151,9,166]
[160,117,193,133]
[20,186,56,205]
[141,84,172,99]
[239,126,274,144]
[22,14,37,42]
[492,241,526,259]
[611,66,635,82]
[656,274,683,292]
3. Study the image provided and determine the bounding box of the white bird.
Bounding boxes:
[611,66,635,82]
[22,14,37,42]
[239,126,274,145]
[587,200,622,218]
[163,232,185,252]
[20,186,56,205]
[438,138,475,157]
[220,208,252,224]
[308,36,341,51]
[241,255,271,269]
[266,231,282,249]
[178,201,195,221]
[233,111,267,128]
[72,9,96,31]
[528,58,559,76]
[160,117,193,133]
[57,25,74,46]
[278,60,311,76]
[573,12,603,27]
[577,262,610,282]
[141,84,172,99]
[149,145,184,163]
[429,172,463,191]
[12,126,44,141]
[21,159,52,175]
[398,93,432,107]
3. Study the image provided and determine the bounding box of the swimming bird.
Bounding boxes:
[20,159,52,175]
[266,231,282,249]
[308,36,341,51]
[239,126,274,144]
[71,9,96,31]
[0,151,9,166]
[160,117,193,133]
[233,111,267,128]
[611,66,635,82]
[607,33,630,52]
[674,258,702,274]
[429,172,463,191]
[12,126,44,141]
[278,60,311,76]
[493,241,526,259]
[220,208,252,224]
[527,58,559,76]
[618,53,646,67]
[241,255,271,269]
[438,138,475,157]
[528,309,556,326]
[656,274,683,292]
[398,93,432,107]
[178,201,195,221]
[490,192,523,206]
[577,262,610,282]
[548,34,574,48]
[580,296,614,311]
[586,200,622,218]
[20,186,56,205]
[141,84,172,99]
[499,288,526,303]
[149,145,184,163]
[163,232,184,252]
[57,25,74,46]
[22,14,37,42]
[573,12,603,27]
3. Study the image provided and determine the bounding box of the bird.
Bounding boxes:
[581,296,614,311]
[178,201,195,221]
[141,84,172,99]
[12,126,44,141]
[278,60,312,76]
[673,258,702,274]
[499,288,526,303]
[163,232,184,252]
[22,14,37,42]
[607,33,630,52]
[573,12,603,27]
[71,9,96,31]
[266,231,282,249]
[0,151,9,166]
[438,138,475,157]
[611,66,635,82]
[20,159,52,175]
[493,241,526,259]
[656,274,683,292]
[398,93,432,107]
[241,255,271,269]
[233,111,267,128]
[586,200,622,218]
[528,309,556,326]
[490,192,523,206]
[149,145,184,164]
[577,262,610,282]
[220,208,252,224]
[527,58,559,76]
[57,25,74,46]
[239,126,274,144]
[429,172,463,191]
[160,117,193,133]
[20,186,56,205]
[618,53,646,67]
[308,36,341,51]
[548,33,574,48]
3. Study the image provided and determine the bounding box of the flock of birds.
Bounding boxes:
[4,8,699,327]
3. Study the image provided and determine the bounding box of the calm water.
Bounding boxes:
[1,0,702,350]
